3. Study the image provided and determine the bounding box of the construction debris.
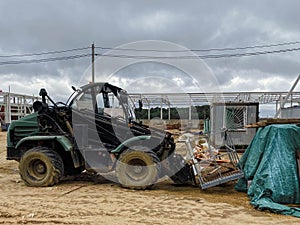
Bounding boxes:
[181,130,244,189]
[246,118,300,128]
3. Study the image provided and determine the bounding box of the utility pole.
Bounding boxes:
[92,43,95,83]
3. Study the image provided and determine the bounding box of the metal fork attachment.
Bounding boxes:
[185,130,244,189]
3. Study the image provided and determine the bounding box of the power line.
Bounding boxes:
[1,41,300,66]
[95,47,300,60]
[0,40,299,59]
[200,47,300,59]
[1,47,299,66]
[96,41,300,52]
[1,41,299,59]
[0,54,91,65]
[0,46,90,58]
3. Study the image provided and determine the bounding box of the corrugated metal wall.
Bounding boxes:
[281,107,300,118]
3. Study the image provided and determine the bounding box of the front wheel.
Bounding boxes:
[19,147,64,187]
[115,148,160,190]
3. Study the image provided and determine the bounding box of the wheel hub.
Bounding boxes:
[29,159,47,179]
[133,165,143,174]
[35,162,46,174]
[126,159,148,181]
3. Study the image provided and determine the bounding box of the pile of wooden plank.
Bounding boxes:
[246,118,300,128]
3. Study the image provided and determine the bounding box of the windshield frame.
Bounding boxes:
[69,82,136,123]
[119,91,136,122]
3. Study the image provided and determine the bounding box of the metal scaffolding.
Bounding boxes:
[129,91,300,120]
[1,90,300,125]
[0,91,40,124]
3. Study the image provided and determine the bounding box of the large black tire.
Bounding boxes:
[115,147,160,190]
[19,147,64,187]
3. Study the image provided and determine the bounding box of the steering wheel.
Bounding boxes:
[55,101,67,106]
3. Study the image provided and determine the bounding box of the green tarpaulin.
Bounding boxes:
[235,124,300,217]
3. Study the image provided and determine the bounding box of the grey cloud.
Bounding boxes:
[0,0,300,99]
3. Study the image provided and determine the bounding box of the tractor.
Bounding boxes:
[6,82,191,189]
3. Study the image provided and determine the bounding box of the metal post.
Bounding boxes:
[274,74,300,118]
[148,104,151,120]
[92,43,95,83]
[160,97,163,120]
[5,93,11,124]
[188,94,192,121]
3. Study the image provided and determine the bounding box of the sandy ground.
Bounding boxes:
[0,132,299,224]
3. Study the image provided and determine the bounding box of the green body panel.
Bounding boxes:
[15,135,73,151]
[7,113,39,148]
[9,112,39,130]
[111,135,151,153]
[7,129,12,148]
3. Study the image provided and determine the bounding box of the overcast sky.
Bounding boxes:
[1,0,300,109]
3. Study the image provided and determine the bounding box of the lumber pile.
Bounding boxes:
[246,118,300,128]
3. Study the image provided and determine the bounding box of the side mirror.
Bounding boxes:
[138,100,143,112]
[39,88,48,103]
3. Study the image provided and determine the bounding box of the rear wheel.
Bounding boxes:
[19,146,64,187]
[115,147,160,190]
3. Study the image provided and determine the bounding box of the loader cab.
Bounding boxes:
[70,83,138,148]
[70,83,135,123]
